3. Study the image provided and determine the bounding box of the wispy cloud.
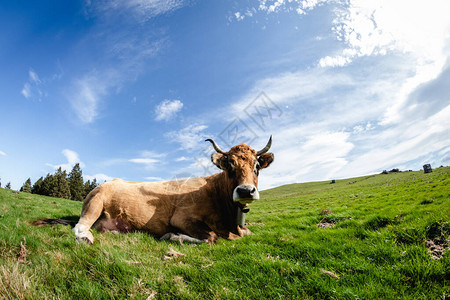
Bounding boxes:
[47,149,86,172]
[87,0,186,22]
[154,99,184,121]
[21,69,44,101]
[68,71,112,124]
[129,158,159,164]
[0,150,6,156]
[175,156,188,162]
[84,173,115,182]
[226,54,450,189]
[68,0,177,123]
[232,0,326,21]
[128,150,166,169]
[166,124,209,151]
[145,176,164,181]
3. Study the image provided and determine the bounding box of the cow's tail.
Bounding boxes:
[32,218,77,227]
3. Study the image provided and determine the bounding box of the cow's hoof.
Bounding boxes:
[75,232,94,245]
[76,236,93,245]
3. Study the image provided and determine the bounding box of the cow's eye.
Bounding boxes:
[228,159,235,169]
[254,161,260,175]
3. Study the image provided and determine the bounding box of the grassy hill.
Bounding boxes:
[0,167,449,299]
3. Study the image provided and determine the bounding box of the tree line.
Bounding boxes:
[11,163,98,201]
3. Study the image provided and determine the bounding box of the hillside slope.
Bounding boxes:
[0,167,449,299]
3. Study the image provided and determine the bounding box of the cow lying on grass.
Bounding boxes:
[38,137,274,244]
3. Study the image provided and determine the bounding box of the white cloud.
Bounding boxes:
[47,149,86,172]
[233,0,325,20]
[21,68,44,101]
[259,130,354,189]
[69,72,110,123]
[227,44,449,190]
[234,12,245,21]
[129,158,159,164]
[84,173,115,182]
[29,69,41,84]
[319,0,450,129]
[68,2,169,124]
[0,150,6,156]
[324,0,450,68]
[128,150,166,169]
[175,156,188,162]
[154,99,183,121]
[88,0,186,22]
[144,176,164,181]
[21,83,32,99]
[318,55,352,68]
[166,124,209,151]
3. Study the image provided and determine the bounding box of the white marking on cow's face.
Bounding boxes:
[233,184,259,204]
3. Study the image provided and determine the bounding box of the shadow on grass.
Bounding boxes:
[32,215,79,228]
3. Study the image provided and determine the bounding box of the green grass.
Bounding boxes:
[1,167,449,299]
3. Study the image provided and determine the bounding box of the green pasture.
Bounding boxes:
[0,167,449,299]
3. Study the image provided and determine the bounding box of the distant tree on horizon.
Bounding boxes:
[5,182,11,189]
[51,168,71,199]
[32,177,44,195]
[85,178,98,198]
[41,173,55,196]
[20,166,101,200]
[69,163,84,201]
[20,178,32,193]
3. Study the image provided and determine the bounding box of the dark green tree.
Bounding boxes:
[42,173,55,196]
[68,163,84,201]
[20,178,32,193]
[51,168,71,199]
[83,180,91,198]
[90,178,98,191]
[32,177,44,195]
[5,182,11,189]
[83,178,98,199]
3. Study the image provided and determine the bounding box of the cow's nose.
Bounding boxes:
[236,185,256,198]
[233,184,260,203]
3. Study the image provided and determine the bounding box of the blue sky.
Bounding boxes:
[1,0,449,190]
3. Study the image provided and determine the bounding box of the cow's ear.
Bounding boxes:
[211,153,228,170]
[258,152,274,169]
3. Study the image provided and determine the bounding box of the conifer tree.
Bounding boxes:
[20,178,32,193]
[51,168,71,199]
[69,163,84,201]
[83,178,98,199]
[32,177,44,195]
[83,180,91,199]
[42,173,55,196]
[90,178,98,191]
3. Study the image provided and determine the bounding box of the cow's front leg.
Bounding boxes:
[238,225,251,237]
[168,218,218,244]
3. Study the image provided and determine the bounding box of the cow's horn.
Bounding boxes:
[205,139,227,155]
[257,135,272,156]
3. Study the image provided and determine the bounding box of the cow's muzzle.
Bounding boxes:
[233,184,259,204]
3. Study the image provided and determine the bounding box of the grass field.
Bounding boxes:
[0,167,449,299]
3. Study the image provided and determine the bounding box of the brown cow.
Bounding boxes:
[73,136,274,244]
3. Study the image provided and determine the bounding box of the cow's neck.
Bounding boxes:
[208,172,240,227]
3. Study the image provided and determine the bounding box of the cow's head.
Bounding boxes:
[206,136,274,204]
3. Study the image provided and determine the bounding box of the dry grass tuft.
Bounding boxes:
[0,262,33,299]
